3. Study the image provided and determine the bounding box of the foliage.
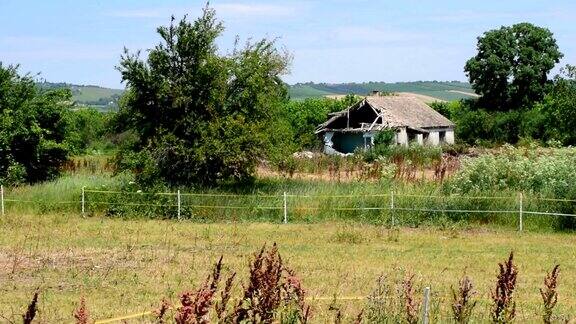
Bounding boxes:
[0,63,73,185]
[362,142,442,169]
[465,23,563,110]
[363,274,405,323]
[448,146,576,197]
[450,101,523,145]
[66,108,114,154]
[175,256,223,323]
[114,6,290,187]
[491,252,518,324]
[451,275,477,323]
[402,273,419,324]
[281,96,355,150]
[172,244,310,323]
[373,129,395,146]
[540,265,560,324]
[429,100,465,122]
[537,65,576,145]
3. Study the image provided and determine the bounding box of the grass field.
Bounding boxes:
[1,213,575,322]
[289,81,476,101]
[39,81,476,108]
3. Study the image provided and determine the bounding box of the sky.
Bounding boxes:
[1,0,575,89]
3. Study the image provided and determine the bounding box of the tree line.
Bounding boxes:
[1,7,575,188]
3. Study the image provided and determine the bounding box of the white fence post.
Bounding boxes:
[177,190,181,221]
[421,286,431,324]
[1,185,4,216]
[519,192,523,232]
[283,192,288,224]
[81,186,86,218]
[390,190,395,226]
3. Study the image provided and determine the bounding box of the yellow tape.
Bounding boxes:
[94,297,367,323]
[95,310,153,324]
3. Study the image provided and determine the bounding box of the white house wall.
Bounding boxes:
[416,134,424,145]
[397,128,408,146]
[445,130,455,144]
[427,131,440,146]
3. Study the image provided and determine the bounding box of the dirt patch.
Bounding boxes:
[0,248,140,277]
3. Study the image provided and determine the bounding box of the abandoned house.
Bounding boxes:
[315,94,455,154]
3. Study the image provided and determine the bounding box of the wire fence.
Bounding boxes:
[2,185,576,231]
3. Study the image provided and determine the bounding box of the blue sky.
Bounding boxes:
[1,0,575,88]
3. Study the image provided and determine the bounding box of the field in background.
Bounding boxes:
[38,81,476,110]
[1,214,575,322]
[289,81,476,101]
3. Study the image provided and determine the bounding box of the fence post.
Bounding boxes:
[519,192,523,232]
[81,186,86,218]
[390,190,395,226]
[283,192,288,224]
[177,190,181,221]
[421,286,431,324]
[1,185,4,216]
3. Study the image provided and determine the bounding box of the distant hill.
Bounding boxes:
[38,82,123,110]
[37,80,477,109]
[289,81,477,101]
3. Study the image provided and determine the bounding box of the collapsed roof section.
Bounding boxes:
[315,96,455,134]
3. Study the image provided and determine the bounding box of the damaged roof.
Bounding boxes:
[316,95,455,134]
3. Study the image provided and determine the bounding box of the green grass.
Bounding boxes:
[1,173,570,231]
[288,81,476,101]
[39,80,476,104]
[1,215,575,322]
[70,85,123,103]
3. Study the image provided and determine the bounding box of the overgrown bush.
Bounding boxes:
[170,244,311,323]
[491,252,518,323]
[67,108,115,154]
[281,96,356,151]
[448,146,576,197]
[0,64,73,185]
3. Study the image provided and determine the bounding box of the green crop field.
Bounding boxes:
[38,80,476,109]
[69,85,123,103]
[289,81,476,101]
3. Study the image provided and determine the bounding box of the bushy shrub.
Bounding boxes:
[0,64,73,185]
[66,108,114,154]
[447,146,576,229]
[281,96,356,151]
[448,146,576,196]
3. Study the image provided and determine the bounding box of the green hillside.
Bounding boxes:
[38,82,124,108]
[37,80,476,108]
[288,81,476,101]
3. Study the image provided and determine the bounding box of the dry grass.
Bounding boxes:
[1,214,576,322]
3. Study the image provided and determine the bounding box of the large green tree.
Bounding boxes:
[115,7,290,186]
[465,23,563,110]
[0,64,72,184]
